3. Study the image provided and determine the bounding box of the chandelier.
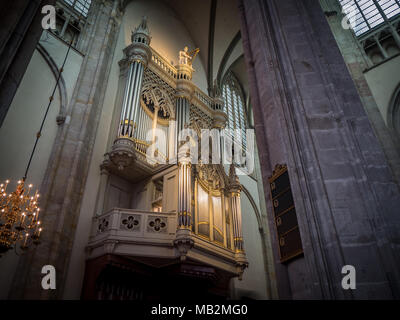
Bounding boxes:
[0,179,42,256]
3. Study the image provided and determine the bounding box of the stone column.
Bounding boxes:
[238,0,400,299]
[110,17,151,171]
[320,0,400,185]
[9,0,121,299]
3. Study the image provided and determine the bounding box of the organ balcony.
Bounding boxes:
[86,206,247,279]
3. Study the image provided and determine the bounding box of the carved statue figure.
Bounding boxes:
[179,46,200,66]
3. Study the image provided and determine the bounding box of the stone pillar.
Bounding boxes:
[320,0,400,185]
[9,0,121,299]
[238,0,400,299]
[110,16,151,171]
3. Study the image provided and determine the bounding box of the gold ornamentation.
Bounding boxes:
[0,180,42,256]
[179,46,200,67]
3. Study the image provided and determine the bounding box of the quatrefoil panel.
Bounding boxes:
[120,214,141,231]
[147,216,167,233]
[97,217,110,233]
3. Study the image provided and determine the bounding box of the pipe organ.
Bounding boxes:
[85,17,248,299]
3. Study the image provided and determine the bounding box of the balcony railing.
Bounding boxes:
[86,207,245,277]
[150,48,178,79]
[90,208,177,244]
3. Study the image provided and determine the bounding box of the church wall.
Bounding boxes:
[364,55,400,125]
[0,34,83,298]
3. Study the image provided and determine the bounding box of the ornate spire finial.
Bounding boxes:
[140,16,148,30]
[136,16,149,33]
[131,16,151,44]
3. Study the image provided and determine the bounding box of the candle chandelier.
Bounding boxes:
[0,0,88,257]
[0,180,42,256]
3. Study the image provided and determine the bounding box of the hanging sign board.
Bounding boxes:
[268,164,303,263]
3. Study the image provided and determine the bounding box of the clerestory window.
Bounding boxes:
[63,0,92,17]
[222,72,247,151]
[338,0,400,36]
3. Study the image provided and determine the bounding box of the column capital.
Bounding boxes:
[123,42,152,67]
[177,151,193,166]
[212,109,227,130]
[176,75,195,101]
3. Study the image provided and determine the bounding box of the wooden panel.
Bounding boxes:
[269,164,303,263]
[163,170,178,213]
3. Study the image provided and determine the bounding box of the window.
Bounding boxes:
[63,0,92,17]
[339,0,400,36]
[222,72,247,151]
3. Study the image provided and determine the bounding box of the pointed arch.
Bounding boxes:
[36,43,68,124]
[387,82,400,141]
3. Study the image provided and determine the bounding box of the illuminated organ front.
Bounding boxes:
[83,17,247,300]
